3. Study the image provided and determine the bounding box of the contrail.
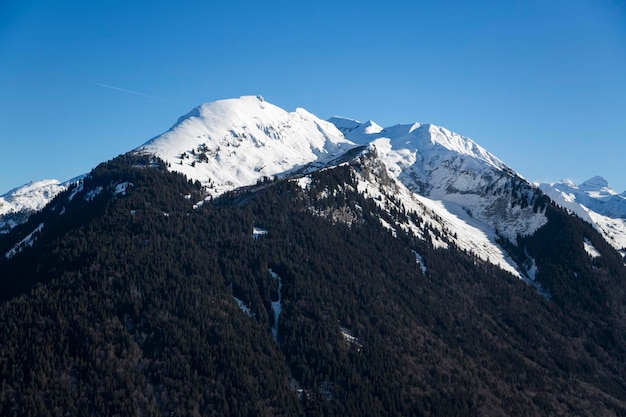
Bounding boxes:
[96,83,174,103]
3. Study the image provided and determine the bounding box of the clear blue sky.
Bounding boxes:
[1,0,625,194]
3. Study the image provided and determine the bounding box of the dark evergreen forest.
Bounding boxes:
[1,153,625,416]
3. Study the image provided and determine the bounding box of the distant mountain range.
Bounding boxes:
[540,176,626,256]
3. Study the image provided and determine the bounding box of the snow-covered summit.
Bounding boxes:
[541,177,626,217]
[327,116,552,279]
[140,96,357,195]
[330,117,544,244]
[331,117,508,173]
[540,177,626,256]
[329,117,383,136]
[0,180,67,217]
[579,176,617,197]
[0,179,71,233]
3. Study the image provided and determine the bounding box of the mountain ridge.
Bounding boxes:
[2,96,626,267]
[134,97,553,277]
[540,176,626,257]
[139,95,357,196]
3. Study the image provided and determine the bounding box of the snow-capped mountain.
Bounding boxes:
[0,179,70,233]
[135,96,548,277]
[1,96,355,231]
[4,100,626,417]
[540,177,626,256]
[331,117,546,239]
[328,116,547,278]
[139,95,356,196]
[2,96,623,277]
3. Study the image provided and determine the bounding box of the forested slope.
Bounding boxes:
[1,154,625,416]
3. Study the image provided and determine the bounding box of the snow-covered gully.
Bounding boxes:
[269,268,283,342]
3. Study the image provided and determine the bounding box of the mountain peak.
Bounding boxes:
[328,117,383,136]
[540,175,626,256]
[333,118,507,174]
[579,176,613,194]
[0,179,66,216]
[140,96,356,196]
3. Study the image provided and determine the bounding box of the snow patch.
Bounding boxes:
[68,182,84,201]
[379,218,397,237]
[233,296,254,317]
[340,327,362,351]
[412,250,427,274]
[83,186,103,201]
[114,182,133,196]
[5,223,44,259]
[295,176,312,190]
[583,238,601,259]
[524,256,538,282]
[252,226,268,239]
[269,268,282,342]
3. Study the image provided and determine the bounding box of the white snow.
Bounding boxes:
[0,176,86,232]
[139,96,357,197]
[412,250,427,274]
[351,148,522,277]
[416,196,522,277]
[83,186,103,201]
[327,115,554,277]
[329,116,383,136]
[233,296,254,317]
[334,118,509,173]
[0,179,74,232]
[114,182,133,196]
[0,180,66,216]
[524,256,539,282]
[578,176,617,198]
[5,223,44,259]
[295,176,312,190]
[540,178,626,258]
[333,117,546,243]
[379,218,397,237]
[252,226,268,239]
[269,268,282,342]
[340,327,362,351]
[583,238,601,259]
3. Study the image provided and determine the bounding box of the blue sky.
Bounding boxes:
[1,0,625,194]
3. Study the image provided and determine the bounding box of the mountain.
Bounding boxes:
[0,179,73,233]
[1,97,626,415]
[329,116,548,279]
[2,97,623,273]
[136,97,530,277]
[0,96,355,231]
[540,176,626,257]
[139,95,356,196]
[137,97,544,279]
